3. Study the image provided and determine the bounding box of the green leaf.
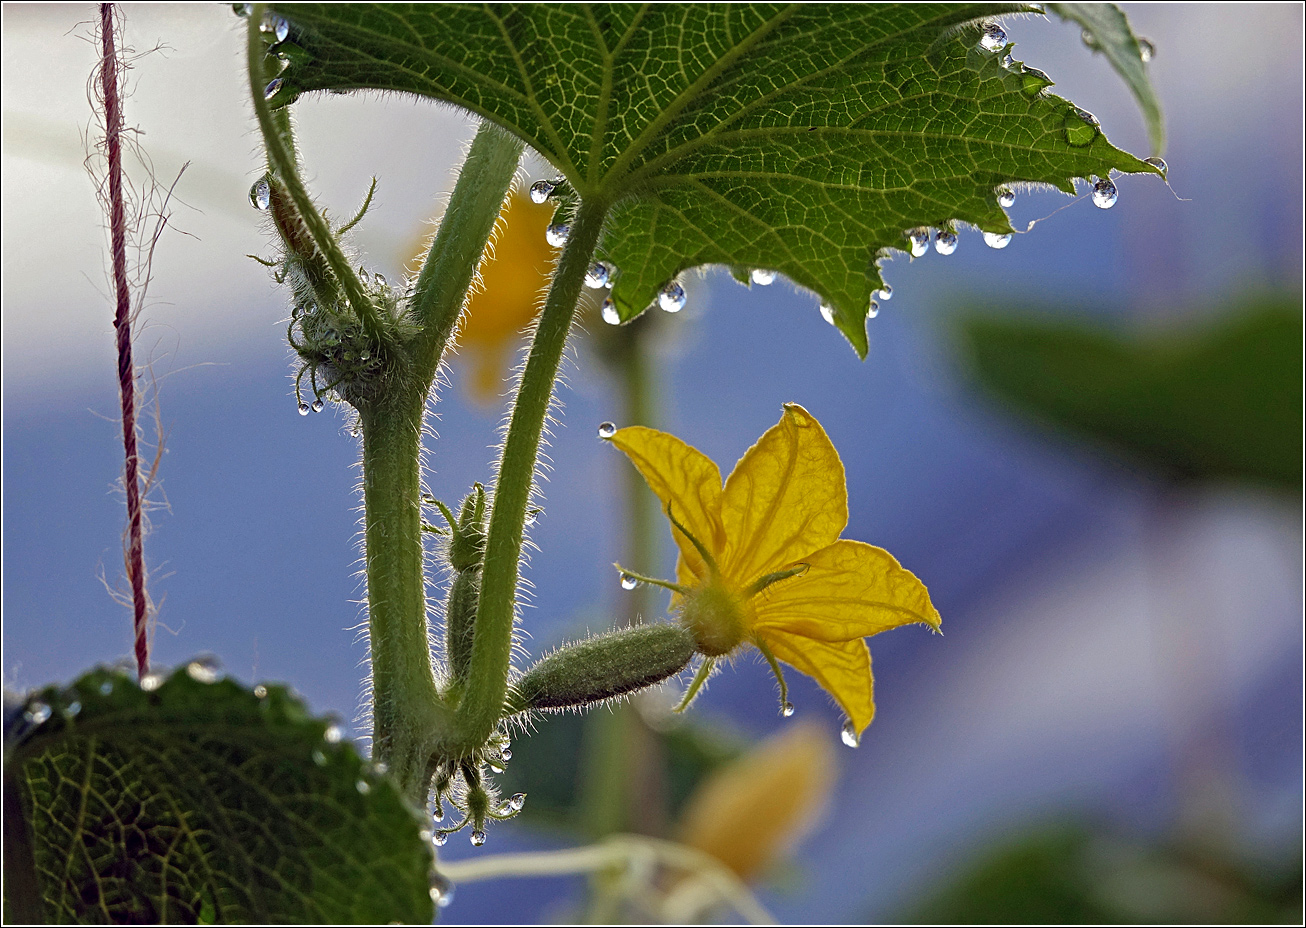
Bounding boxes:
[262,3,1156,357]
[5,665,434,924]
[1049,3,1165,155]
[958,296,1303,491]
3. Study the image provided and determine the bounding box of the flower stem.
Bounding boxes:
[457,197,609,744]
[409,124,524,379]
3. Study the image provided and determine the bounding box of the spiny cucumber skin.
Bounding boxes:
[512,624,696,712]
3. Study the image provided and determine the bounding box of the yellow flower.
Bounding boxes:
[605,403,940,742]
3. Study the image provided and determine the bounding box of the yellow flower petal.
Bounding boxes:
[761,631,875,736]
[753,539,941,641]
[721,404,847,585]
[606,426,725,580]
[675,721,835,881]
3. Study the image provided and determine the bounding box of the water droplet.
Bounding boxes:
[874,284,892,301]
[429,872,455,908]
[372,761,389,776]
[233,4,253,17]
[620,573,638,591]
[1002,53,1014,69]
[867,301,880,319]
[1091,177,1118,209]
[658,281,686,313]
[597,421,617,439]
[781,702,795,718]
[1144,156,1168,177]
[750,268,776,286]
[996,186,1015,208]
[434,832,449,847]
[312,749,326,766]
[325,723,343,743]
[545,223,570,247]
[297,402,311,416]
[979,22,1006,52]
[984,231,1013,249]
[270,15,289,42]
[264,78,284,101]
[840,720,860,748]
[1138,37,1155,62]
[487,758,505,773]
[24,700,52,726]
[249,179,271,211]
[312,399,324,413]
[819,303,835,325]
[254,684,268,698]
[584,262,610,289]
[99,679,114,696]
[907,229,930,258]
[1063,107,1099,147]
[470,830,487,847]
[431,805,444,823]
[500,748,512,761]
[529,179,555,204]
[65,700,81,717]
[600,298,621,325]
[186,657,220,684]
[356,779,371,794]
[934,231,958,255]
[1081,28,1100,52]
[524,510,539,527]
[141,673,163,692]
[508,792,526,812]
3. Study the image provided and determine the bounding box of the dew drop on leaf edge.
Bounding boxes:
[658,281,686,313]
[979,22,1006,52]
[750,268,776,286]
[264,78,283,101]
[874,284,892,301]
[186,657,220,684]
[867,301,879,319]
[1092,177,1118,209]
[984,231,1012,249]
[24,700,51,726]
[1138,37,1155,62]
[1063,107,1099,147]
[598,421,617,439]
[841,720,860,748]
[907,229,930,258]
[584,262,610,289]
[1144,156,1168,176]
[934,231,958,256]
[996,186,1015,209]
[600,298,621,325]
[819,303,835,325]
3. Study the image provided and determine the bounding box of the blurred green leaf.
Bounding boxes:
[264,3,1155,356]
[898,822,1303,924]
[4,665,433,924]
[1049,3,1165,154]
[960,297,1303,490]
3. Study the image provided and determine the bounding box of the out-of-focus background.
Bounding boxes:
[4,3,1301,923]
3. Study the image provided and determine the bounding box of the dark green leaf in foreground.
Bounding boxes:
[262,3,1158,357]
[959,296,1303,491]
[1049,3,1165,155]
[4,665,434,924]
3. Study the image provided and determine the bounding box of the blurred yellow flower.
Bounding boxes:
[675,721,835,882]
[407,185,555,401]
[605,403,940,741]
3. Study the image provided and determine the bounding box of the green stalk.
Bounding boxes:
[409,126,524,378]
[457,197,609,743]
[246,6,379,341]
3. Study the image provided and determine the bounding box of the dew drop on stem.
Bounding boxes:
[297,402,311,416]
[781,702,795,718]
[508,792,526,812]
[545,223,570,247]
[529,179,555,204]
[249,179,270,211]
[470,830,487,847]
[620,573,638,590]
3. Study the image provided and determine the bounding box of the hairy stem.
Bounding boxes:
[246,4,380,342]
[457,197,609,743]
[410,125,524,379]
[99,2,149,682]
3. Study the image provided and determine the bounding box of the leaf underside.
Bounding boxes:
[5,667,433,925]
[266,2,1157,357]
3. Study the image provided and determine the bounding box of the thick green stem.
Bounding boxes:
[410,125,524,378]
[458,198,609,743]
[360,393,445,801]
